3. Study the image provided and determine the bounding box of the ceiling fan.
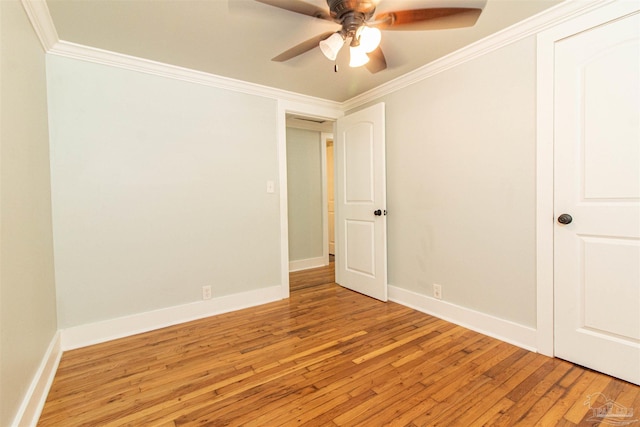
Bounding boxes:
[256,0,483,73]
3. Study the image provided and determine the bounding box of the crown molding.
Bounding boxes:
[342,0,613,111]
[23,0,612,112]
[20,0,58,51]
[48,41,342,111]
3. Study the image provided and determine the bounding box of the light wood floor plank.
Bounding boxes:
[38,263,640,426]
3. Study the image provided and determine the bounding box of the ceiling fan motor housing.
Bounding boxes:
[327,0,376,36]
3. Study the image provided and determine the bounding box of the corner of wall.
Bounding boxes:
[11,332,62,427]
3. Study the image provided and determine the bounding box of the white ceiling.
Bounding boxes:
[45,0,564,102]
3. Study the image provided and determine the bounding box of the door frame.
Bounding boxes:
[321,132,334,263]
[277,100,343,298]
[535,0,639,356]
[284,121,333,272]
[325,136,335,256]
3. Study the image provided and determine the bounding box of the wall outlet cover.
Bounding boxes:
[433,284,442,300]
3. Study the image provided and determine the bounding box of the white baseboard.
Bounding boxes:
[388,285,537,352]
[61,286,282,350]
[12,331,62,427]
[289,256,327,272]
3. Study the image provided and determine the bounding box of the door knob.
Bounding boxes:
[374,209,382,216]
[557,214,573,224]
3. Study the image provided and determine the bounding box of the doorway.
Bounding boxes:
[326,138,335,259]
[276,102,342,299]
[279,103,387,301]
[285,114,336,277]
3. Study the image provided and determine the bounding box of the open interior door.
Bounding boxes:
[335,103,387,301]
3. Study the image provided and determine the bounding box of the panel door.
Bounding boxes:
[554,12,640,385]
[335,103,387,301]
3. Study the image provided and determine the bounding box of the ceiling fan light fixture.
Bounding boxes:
[358,26,382,53]
[319,32,345,61]
[349,45,370,67]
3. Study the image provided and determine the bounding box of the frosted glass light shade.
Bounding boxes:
[359,27,381,53]
[349,45,370,67]
[319,33,344,61]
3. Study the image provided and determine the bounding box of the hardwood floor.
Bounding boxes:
[39,263,640,426]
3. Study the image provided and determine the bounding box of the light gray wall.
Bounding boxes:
[0,1,58,425]
[359,37,537,328]
[47,56,281,328]
[286,128,323,262]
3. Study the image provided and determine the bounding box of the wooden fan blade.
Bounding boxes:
[366,47,387,74]
[255,0,333,21]
[374,8,482,31]
[272,32,336,62]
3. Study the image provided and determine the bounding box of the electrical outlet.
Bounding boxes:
[433,284,442,300]
[202,285,212,300]
[266,180,275,193]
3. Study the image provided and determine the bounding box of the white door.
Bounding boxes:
[554,11,640,385]
[335,103,387,301]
